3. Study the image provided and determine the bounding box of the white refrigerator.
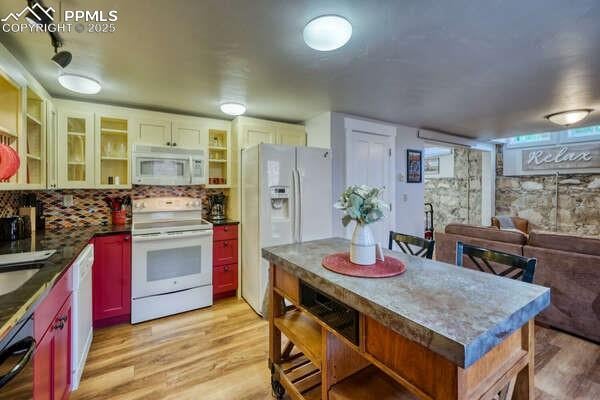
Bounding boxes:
[241,144,332,315]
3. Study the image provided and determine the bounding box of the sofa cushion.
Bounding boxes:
[445,223,527,245]
[528,231,600,257]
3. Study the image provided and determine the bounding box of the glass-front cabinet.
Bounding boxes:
[0,70,21,189]
[25,88,46,187]
[57,111,94,188]
[96,115,130,187]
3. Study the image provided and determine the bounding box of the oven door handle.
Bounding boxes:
[133,230,213,242]
[0,336,35,389]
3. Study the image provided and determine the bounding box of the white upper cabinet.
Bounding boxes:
[235,117,306,149]
[172,120,205,150]
[276,125,306,146]
[137,119,172,146]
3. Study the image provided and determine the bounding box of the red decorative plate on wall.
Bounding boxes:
[322,252,406,278]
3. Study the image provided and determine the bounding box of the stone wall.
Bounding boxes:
[495,145,600,236]
[424,149,482,232]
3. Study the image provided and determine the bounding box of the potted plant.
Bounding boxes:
[334,185,389,265]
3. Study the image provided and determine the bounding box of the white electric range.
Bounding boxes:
[131,197,213,323]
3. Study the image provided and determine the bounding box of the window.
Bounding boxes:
[562,125,600,143]
[506,132,556,148]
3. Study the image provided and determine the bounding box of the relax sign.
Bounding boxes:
[522,143,600,170]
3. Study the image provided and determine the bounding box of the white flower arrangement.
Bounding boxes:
[334,185,390,227]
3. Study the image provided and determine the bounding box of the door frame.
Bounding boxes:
[343,117,397,241]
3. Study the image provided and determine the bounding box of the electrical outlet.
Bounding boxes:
[403,194,408,202]
[63,194,74,207]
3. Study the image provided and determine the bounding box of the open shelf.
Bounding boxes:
[68,131,86,137]
[0,125,17,137]
[274,309,322,369]
[101,156,128,161]
[27,154,41,160]
[209,146,227,151]
[274,355,321,400]
[26,113,41,125]
[101,128,128,134]
[209,159,227,163]
[329,366,416,400]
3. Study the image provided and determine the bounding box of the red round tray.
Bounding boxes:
[322,252,406,278]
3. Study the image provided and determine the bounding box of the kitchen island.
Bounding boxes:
[262,238,550,400]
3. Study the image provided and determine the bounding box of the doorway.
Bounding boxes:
[423,144,488,232]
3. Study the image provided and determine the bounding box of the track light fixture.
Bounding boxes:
[52,47,72,69]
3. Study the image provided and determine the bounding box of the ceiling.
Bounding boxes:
[1,0,600,138]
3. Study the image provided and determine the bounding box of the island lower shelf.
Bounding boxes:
[268,262,536,400]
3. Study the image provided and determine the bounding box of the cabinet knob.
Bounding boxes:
[172,143,177,147]
[223,241,228,247]
[166,142,171,146]
[223,227,228,232]
[224,266,229,271]
[124,236,130,241]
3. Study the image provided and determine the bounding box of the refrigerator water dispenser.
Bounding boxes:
[270,186,289,219]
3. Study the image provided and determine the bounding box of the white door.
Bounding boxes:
[346,131,395,246]
[296,147,332,242]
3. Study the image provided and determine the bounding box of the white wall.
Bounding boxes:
[394,124,425,237]
[305,112,332,148]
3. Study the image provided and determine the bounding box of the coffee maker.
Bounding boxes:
[208,192,226,221]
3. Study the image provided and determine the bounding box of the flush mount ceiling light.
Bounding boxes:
[303,15,352,51]
[58,73,101,94]
[545,109,593,126]
[220,103,246,116]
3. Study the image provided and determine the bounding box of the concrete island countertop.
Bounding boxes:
[0,224,131,340]
[262,237,551,368]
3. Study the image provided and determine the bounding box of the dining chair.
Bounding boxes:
[455,242,537,283]
[388,231,435,259]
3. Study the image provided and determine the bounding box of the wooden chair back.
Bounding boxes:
[456,242,536,283]
[388,231,435,259]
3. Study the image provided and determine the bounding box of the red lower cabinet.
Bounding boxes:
[93,233,132,327]
[34,294,72,400]
[213,223,239,300]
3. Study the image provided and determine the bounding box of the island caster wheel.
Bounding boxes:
[271,377,285,400]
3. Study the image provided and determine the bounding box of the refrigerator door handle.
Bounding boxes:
[296,169,302,242]
[291,170,297,242]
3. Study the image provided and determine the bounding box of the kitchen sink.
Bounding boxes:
[0,268,39,296]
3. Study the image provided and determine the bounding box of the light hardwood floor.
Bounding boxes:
[72,298,599,400]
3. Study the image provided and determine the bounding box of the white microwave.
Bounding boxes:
[132,145,206,185]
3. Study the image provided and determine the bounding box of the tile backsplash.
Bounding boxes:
[1,186,227,230]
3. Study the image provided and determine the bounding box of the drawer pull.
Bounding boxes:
[223,241,228,247]
[224,266,229,271]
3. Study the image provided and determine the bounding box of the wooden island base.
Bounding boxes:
[268,264,535,400]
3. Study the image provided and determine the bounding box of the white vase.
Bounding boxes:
[350,223,376,265]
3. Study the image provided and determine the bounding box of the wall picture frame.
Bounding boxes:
[424,156,440,175]
[406,149,423,183]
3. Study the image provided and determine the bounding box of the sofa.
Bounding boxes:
[435,223,600,343]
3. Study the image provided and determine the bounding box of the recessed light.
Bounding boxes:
[220,103,246,116]
[545,109,593,126]
[303,15,352,51]
[58,73,101,94]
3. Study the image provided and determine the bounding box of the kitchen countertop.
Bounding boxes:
[262,237,551,368]
[0,224,131,340]
[208,219,239,226]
